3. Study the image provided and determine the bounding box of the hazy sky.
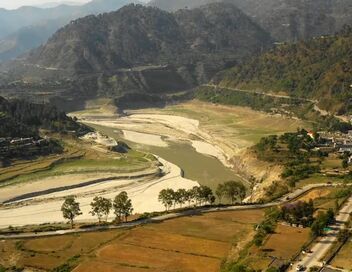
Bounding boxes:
[0,0,91,9]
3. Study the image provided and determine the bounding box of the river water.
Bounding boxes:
[89,124,245,192]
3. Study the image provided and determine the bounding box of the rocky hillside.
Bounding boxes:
[213,26,352,115]
[149,0,352,42]
[1,3,272,109]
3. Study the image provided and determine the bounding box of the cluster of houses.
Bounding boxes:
[315,130,352,164]
[317,130,352,153]
[0,137,49,157]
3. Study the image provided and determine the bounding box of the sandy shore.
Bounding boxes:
[85,113,232,169]
[123,130,168,147]
[0,158,199,228]
[0,169,158,204]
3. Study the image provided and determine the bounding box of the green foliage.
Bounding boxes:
[281,200,315,226]
[195,86,303,113]
[222,181,246,204]
[224,264,254,272]
[61,196,82,228]
[311,209,335,237]
[253,207,280,247]
[0,96,89,138]
[218,26,352,114]
[113,191,133,222]
[254,130,323,186]
[335,188,352,198]
[158,185,216,210]
[51,255,80,272]
[90,196,112,223]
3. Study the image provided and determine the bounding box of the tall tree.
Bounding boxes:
[61,196,82,228]
[176,188,187,208]
[158,188,174,211]
[224,181,246,204]
[113,191,134,222]
[90,196,112,223]
[216,183,226,204]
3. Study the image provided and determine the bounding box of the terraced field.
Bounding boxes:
[0,209,264,272]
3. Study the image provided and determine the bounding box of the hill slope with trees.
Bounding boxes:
[0,96,87,137]
[0,3,273,109]
[149,0,352,42]
[213,26,352,114]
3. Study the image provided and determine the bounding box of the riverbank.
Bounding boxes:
[0,157,199,228]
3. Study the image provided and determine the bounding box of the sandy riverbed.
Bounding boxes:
[0,158,199,228]
[85,113,232,167]
[123,130,168,147]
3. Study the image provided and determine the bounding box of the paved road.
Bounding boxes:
[290,196,352,271]
[0,183,336,239]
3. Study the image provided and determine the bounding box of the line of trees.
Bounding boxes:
[61,192,133,228]
[158,181,247,211]
[158,186,215,211]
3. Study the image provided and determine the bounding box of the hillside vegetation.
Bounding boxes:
[0,96,87,138]
[0,3,272,109]
[215,26,352,114]
[149,0,352,42]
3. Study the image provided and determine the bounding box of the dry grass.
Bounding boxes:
[331,240,352,270]
[260,224,310,260]
[0,209,264,272]
[242,224,310,270]
[133,100,309,154]
[0,231,123,271]
[294,188,333,203]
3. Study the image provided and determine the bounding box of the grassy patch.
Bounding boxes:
[331,240,352,270]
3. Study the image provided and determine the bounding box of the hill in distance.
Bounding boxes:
[1,3,273,109]
[213,26,352,115]
[0,0,139,61]
[149,0,352,42]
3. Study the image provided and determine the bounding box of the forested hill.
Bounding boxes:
[0,3,273,108]
[149,0,352,42]
[213,26,352,115]
[26,3,271,74]
[0,96,87,137]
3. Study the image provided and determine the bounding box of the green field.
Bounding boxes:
[0,136,155,188]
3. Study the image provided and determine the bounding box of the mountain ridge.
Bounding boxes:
[149,0,352,42]
[0,3,273,110]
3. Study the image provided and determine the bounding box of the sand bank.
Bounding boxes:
[0,158,199,228]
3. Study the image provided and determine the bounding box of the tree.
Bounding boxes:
[216,183,226,204]
[158,189,174,211]
[191,186,202,206]
[113,191,133,222]
[198,185,214,205]
[61,196,82,228]
[175,189,187,208]
[224,181,246,204]
[186,188,194,207]
[90,196,112,223]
